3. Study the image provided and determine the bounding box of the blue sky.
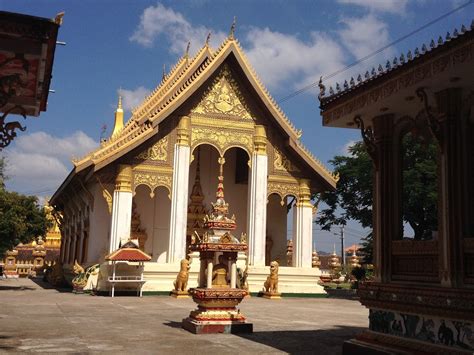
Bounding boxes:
[1,0,472,252]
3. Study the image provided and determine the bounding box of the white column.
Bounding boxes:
[168,116,190,263]
[207,261,213,288]
[292,179,313,268]
[109,165,133,252]
[247,125,268,267]
[230,262,237,288]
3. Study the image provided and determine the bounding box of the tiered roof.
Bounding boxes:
[70,34,337,189]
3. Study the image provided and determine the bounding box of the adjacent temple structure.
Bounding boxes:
[319,20,474,354]
[50,28,337,295]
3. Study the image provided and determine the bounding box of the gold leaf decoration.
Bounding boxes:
[191,127,253,156]
[192,64,253,120]
[134,172,172,198]
[274,148,299,173]
[136,136,168,161]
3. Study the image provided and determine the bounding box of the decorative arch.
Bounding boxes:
[190,131,253,158]
[190,141,252,162]
[133,172,172,199]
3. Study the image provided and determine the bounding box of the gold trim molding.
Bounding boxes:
[274,147,299,173]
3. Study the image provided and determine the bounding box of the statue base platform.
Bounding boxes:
[182,318,253,334]
[170,290,190,298]
[3,270,19,279]
[261,291,281,299]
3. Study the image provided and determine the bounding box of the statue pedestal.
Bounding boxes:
[261,291,281,299]
[170,290,190,299]
[182,288,253,334]
[182,318,253,334]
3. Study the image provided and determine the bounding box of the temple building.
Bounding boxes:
[319,22,474,353]
[2,202,62,278]
[50,31,338,294]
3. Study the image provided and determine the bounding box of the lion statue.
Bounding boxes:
[263,261,279,294]
[173,259,190,292]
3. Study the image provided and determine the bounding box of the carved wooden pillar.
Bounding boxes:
[435,88,464,287]
[357,114,396,283]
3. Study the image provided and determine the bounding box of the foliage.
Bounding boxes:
[351,266,366,281]
[0,189,49,256]
[0,157,5,190]
[401,133,438,239]
[316,138,438,262]
[359,232,373,264]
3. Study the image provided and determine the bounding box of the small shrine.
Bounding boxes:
[105,241,151,297]
[182,158,252,334]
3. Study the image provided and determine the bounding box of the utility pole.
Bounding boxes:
[340,225,345,267]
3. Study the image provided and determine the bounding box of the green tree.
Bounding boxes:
[316,139,438,263]
[0,158,49,255]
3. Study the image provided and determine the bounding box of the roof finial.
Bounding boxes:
[111,90,124,138]
[229,16,236,39]
[318,76,326,98]
[205,32,211,47]
[185,41,191,58]
[162,64,166,82]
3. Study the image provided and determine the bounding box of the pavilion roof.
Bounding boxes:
[106,241,151,262]
[70,34,338,190]
[319,20,474,114]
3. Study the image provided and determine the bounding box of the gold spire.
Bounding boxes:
[111,93,124,138]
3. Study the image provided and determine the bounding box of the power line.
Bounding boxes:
[277,0,473,104]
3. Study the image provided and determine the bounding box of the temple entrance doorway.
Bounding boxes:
[133,185,171,263]
[266,193,294,266]
[187,144,250,250]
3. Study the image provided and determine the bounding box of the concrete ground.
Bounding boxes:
[0,278,368,354]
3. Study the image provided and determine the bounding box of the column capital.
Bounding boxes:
[296,178,312,208]
[177,116,190,146]
[254,125,267,155]
[115,164,132,192]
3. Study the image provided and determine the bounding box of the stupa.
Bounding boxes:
[182,157,252,334]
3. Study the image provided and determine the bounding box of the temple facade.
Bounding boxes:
[50,33,337,294]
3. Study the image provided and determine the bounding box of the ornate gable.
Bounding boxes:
[191,64,253,120]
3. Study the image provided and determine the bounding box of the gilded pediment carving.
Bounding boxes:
[135,136,168,162]
[274,147,300,173]
[191,64,253,120]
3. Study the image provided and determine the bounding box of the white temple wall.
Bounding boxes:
[87,183,111,263]
[266,193,288,265]
[190,145,248,238]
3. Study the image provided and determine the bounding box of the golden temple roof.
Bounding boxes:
[71,34,337,188]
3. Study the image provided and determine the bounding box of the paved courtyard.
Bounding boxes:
[1,278,368,354]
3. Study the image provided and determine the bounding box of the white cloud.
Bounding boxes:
[340,140,357,156]
[119,86,150,111]
[338,14,392,60]
[130,2,226,55]
[3,131,97,198]
[244,28,346,90]
[337,0,409,14]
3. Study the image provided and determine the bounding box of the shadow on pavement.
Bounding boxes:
[235,325,366,354]
[29,278,71,293]
[0,285,35,291]
[163,320,184,329]
[0,334,16,350]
